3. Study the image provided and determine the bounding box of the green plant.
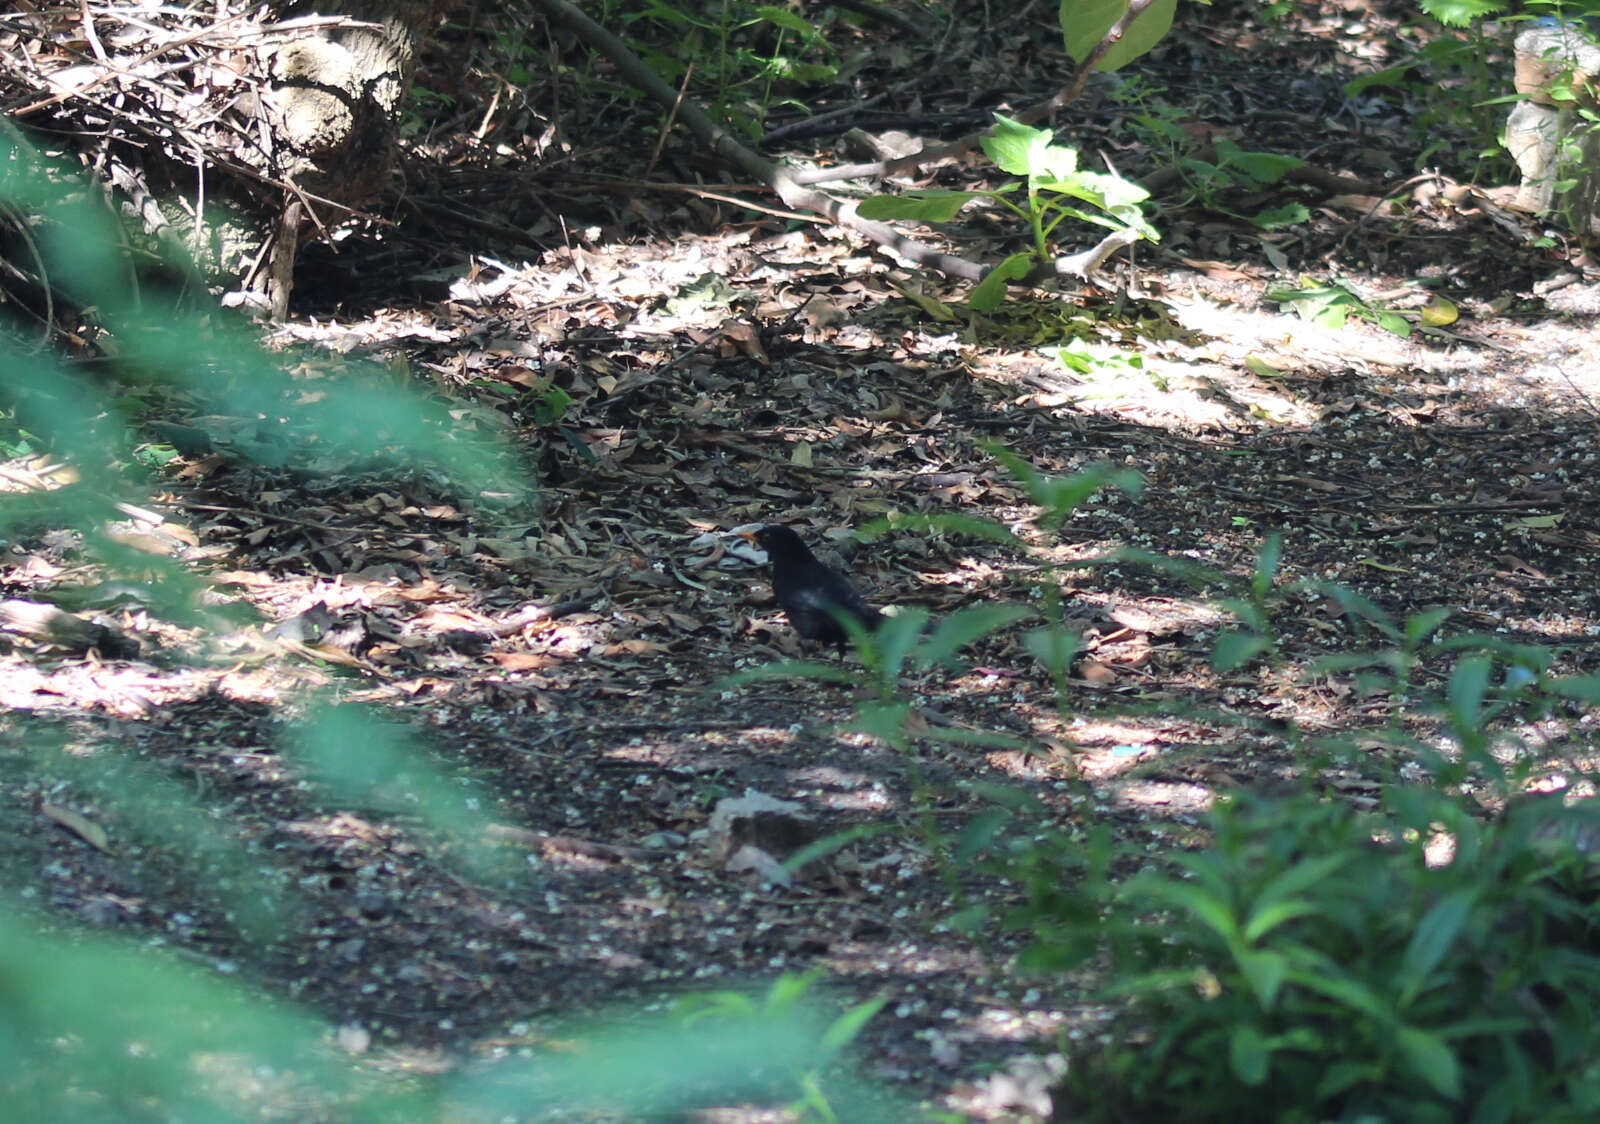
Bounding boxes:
[1044,785,1600,1122]
[1266,278,1416,337]
[0,126,907,1124]
[1111,81,1310,228]
[935,525,1600,1121]
[676,970,891,1123]
[858,115,1159,310]
[722,458,1142,934]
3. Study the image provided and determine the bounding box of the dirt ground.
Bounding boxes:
[6,0,1600,1119]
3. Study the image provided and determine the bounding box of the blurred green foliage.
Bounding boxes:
[0,130,904,1121]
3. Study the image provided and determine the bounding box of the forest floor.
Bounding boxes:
[6,0,1600,1119]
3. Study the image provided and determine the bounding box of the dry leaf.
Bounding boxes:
[1078,661,1117,685]
[488,651,564,670]
[43,804,111,853]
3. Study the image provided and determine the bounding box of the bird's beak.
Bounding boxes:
[737,529,760,544]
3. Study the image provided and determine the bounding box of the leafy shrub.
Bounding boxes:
[1041,786,1600,1123]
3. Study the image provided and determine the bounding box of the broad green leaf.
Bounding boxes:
[1252,534,1283,598]
[1253,853,1352,913]
[1242,899,1321,944]
[1395,1024,1462,1099]
[1061,0,1177,72]
[924,725,1032,751]
[1229,1023,1270,1086]
[954,810,1008,863]
[1446,655,1491,732]
[783,823,893,872]
[1344,63,1417,96]
[982,114,1048,175]
[1552,673,1600,703]
[1024,627,1081,677]
[765,969,823,1010]
[1034,140,1080,183]
[873,606,930,678]
[1302,579,1403,639]
[1288,968,1391,1021]
[857,512,1018,544]
[852,701,913,743]
[857,189,988,223]
[1375,310,1413,337]
[1216,139,1303,185]
[1316,1060,1383,1098]
[970,252,1035,311]
[1251,203,1310,230]
[753,5,815,34]
[1398,891,1475,1005]
[1139,878,1240,943]
[1235,949,1287,1009]
[1213,629,1269,672]
[918,604,1034,664]
[1404,606,1452,648]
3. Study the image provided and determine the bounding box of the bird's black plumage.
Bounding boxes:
[742,524,883,652]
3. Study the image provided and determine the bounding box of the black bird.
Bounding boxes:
[741,524,884,653]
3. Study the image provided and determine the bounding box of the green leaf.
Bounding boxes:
[946,903,990,936]
[955,810,1008,862]
[1552,673,1600,703]
[1395,1024,1462,1099]
[924,725,1032,752]
[1024,627,1081,678]
[1288,968,1391,1021]
[1213,629,1269,672]
[1215,139,1304,185]
[982,114,1049,176]
[873,606,930,678]
[1398,891,1474,1005]
[852,701,913,742]
[1404,606,1452,649]
[1235,949,1287,1009]
[1252,534,1282,599]
[1418,0,1501,29]
[1316,1060,1383,1098]
[765,968,823,1011]
[1446,655,1491,733]
[783,823,893,872]
[821,992,889,1055]
[1229,1023,1270,1086]
[1061,0,1178,71]
[1253,853,1352,913]
[917,604,1034,664]
[1303,579,1403,639]
[1375,310,1413,337]
[717,660,861,689]
[1241,899,1320,944]
[753,5,815,34]
[970,252,1034,311]
[1139,878,1240,943]
[1344,63,1417,96]
[857,190,989,223]
[1251,202,1310,230]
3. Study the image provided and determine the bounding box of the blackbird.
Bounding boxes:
[741,524,883,653]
